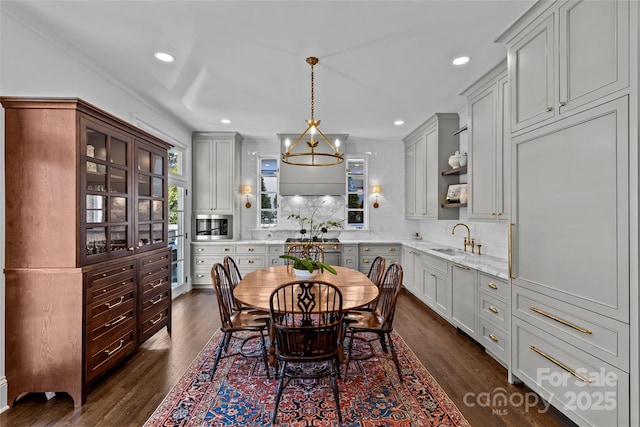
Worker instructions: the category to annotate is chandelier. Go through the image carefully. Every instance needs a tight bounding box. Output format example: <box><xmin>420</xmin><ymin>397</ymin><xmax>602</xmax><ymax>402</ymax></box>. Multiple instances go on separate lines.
<box><xmin>281</xmin><ymin>57</ymin><xmax>344</xmax><ymax>167</ymax></box>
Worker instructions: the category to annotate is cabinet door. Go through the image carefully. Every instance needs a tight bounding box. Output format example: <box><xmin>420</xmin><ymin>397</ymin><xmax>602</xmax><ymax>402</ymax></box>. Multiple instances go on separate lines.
<box><xmin>404</xmin><ymin>141</ymin><xmax>416</xmax><ymax>217</ymax></box>
<box><xmin>558</xmin><ymin>0</ymin><xmax>629</xmax><ymax>115</ymax></box>
<box><xmin>468</xmin><ymin>86</ymin><xmax>496</xmax><ymax>220</ymax></box>
<box><xmin>451</xmin><ymin>263</ymin><xmax>477</xmax><ymax>339</ymax></box>
<box><xmin>424</xmin><ymin>125</ymin><xmax>438</xmax><ymax>218</ymax></box>
<box><xmin>512</xmin><ymin>97</ymin><xmax>628</xmax><ymax>322</ymax></box>
<box><xmin>135</xmin><ymin>141</ymin><xmax>168</xmax><ymax>254</ymax></box>
<box><xmin>495</xmin><ymin>73</ymin><xmax>510</xmax><ymax>220</ymax></box>
<box><xmin>415</xmin><ymin>135</ymin><xmax>428</xmax><ymax>217</ymax></box>
<box><xmin>81</xmin><ymin>117</ymin><xmax>134</xmax><ymax>265</ymax></box>
<box><xmin>212</xmin><ymin>139</ymin><xmax>233</xmax><ymax>213</ymax></box>
<box><xmin>509</xmin><ymin>14</ymin><xmax>555</xmax><ymax>132</ymax></box>
<box><xmin>401</xmin><ymin>247</ymin><xmax>416</xmax><ymax>293</ymax></box>
<box><xmin>193</xmin><ymin>138</ymin><xmax>213</xmax><ymax>213</ymax></box>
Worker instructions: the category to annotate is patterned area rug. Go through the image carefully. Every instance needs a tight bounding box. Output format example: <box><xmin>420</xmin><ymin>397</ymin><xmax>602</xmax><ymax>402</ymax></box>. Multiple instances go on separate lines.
<box><xmin>145</xmin><ymin>330</ymin><xmax>470</xmax><ymax>426</ymax></box>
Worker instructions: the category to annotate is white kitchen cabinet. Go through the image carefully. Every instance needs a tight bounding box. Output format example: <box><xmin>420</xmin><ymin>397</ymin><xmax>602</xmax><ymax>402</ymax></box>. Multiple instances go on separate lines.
<box><xmin>463</xmin><ymin>61</ymin><xmax>510</xmax><ymax>221</ymax></box>
<box><xmin>358</xmin><ymin>244</ymin><xmax>400</xmax><ymax>274</ymax></box>
<box><xmin>267</xmin><ymin>244</ymin><xmax>285</xmax><ymax>267</ymax></box>
<box><xmin>498</xmin><ymin>0</ymin><xmax>629</xmax><ymax>134</ymax></box>
<box><xmin>403</xmin><ymin>113</ymin><xmax>460</xmax><ymax>220</ymax></box>
<box><xmin>193</xmin><ymin>132</ymin><xmax>242</xmax><ymax>215</ymax></box>
<box><xmin>450</xmin><ymin>262</ymin><xmax>477</xmax><ymax>339</ymax></box>
<box><xmin>234</xmin><ymin>244</ymin><xmax>267</xmax><ymax>275</ymax></box>
<box><xmin>341</xmin><ymin>244</ymin><xmax>358</xmax><ymax>271</ymax></box>
<box><xmin>191</xmin><ymin>243</ymin><xmax>234</xmax><ymax>286</ymax></box>
<box><xmin>401</xmin><ymin>246</ymin><xmax>417</xmax><ymax>294</ymax></box>
<box><xmin>421</xmin><ymin>253</ymin><xmax>451</xmax><ymax>321</ymax></box>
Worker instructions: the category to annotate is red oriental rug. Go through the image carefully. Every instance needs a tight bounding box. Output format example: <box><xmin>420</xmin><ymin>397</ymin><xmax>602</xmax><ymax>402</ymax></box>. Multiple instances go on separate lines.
<box><xmin>144</xmin><ymin>330</ymin><xmax>470</xmax><ymax>426</ymax></box>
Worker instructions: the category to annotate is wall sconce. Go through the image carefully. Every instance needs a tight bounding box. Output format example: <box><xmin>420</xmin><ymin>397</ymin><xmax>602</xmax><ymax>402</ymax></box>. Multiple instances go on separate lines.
<box><xmin>243</xmin><ymin>185</ymin><xmax>252</xmax><ymax>208</ymax></box>
<box><xmin>372</xmin><ymin>185</ymin><xmax>382</xmax><ymax>208</ymax></box>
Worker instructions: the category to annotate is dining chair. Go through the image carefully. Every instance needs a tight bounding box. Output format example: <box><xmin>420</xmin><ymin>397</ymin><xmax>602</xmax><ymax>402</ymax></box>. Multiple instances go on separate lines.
<box><xmin>286</xmin><ymin>243</ymin><xmax>325</xmax><ymax>262</ymax></box>
<box><xmin>210</xmin><ymin>263</ymin><xmax>270</xmax><ymax>378</ymax></box>
<box><xmin>269</xmin><ymin>280</ymin><xmax>344</xmax><ymax>424</ymax></box>
<box><xmin>360</xmin><ymin>255</ymin><xmax>385</xmax><ymax>311</ymax></box>
<box><xmin>223</xmin><ymin>255</ymin><xmax>269</xmax><ymax>316</ymax></box>
<box><xmin>344</xmin><ymin>262</ymin><xmax>404</xmax><ymax>381</ymax></box>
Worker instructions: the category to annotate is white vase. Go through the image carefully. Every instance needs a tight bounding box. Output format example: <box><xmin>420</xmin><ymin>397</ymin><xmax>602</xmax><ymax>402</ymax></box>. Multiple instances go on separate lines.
<box><xmin>293</xmin><ymin>268</ymin><xmax>319</xmax><ymax>279</ymax></box>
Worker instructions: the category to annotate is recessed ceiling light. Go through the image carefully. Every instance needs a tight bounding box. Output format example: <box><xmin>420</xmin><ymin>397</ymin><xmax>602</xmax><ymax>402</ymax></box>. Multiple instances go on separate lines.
<box><xmin>394</xmin><ymin>120</ymin><xmax>404</xmax><ymax>126</ymax></box>
<box><xmin>221</xmin><ymin>119</ymin><xmax>231</xmax><ymax>124</ymax></box>
<box><xmin>154</xmin><ymin>52</ymin><xmax>175</xmax><ymax>63</ymax></box>
<box><xmin>452</xmin><ymin>56</ymin><xmax>471</xmax><ymax>66</ymax></box>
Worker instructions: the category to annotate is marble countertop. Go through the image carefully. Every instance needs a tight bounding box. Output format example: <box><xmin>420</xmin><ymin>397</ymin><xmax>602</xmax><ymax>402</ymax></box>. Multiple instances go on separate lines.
<box><xmin>192</xmin><ymin>238</ymin><xmax>509</xmax><ymax>280</ymax></box>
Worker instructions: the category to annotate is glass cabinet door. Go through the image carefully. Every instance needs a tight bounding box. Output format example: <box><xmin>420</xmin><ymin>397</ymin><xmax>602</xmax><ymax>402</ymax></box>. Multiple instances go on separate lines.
<box><xmin>81</xmin><ymin>117</ymin><xmax>133</xmax><ymax>264</ymax></box>
<box><xmin>135</xmin><ymin>141</ymin><xmax>167</xmax><ymax>253</ymax></box>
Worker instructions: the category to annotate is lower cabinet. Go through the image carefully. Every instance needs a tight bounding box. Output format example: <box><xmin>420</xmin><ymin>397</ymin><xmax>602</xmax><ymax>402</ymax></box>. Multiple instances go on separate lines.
<box><xmin>420</xmin><ymin>253</ymin><xmax>451</xmax><ymax>321</ymax></box>
<box><xmin>191</xmin><ymin>243</ymin><xmax>234</xmax><ymax>285</ymax></box>
<box><xmin>359</xmin><ymin>244</ymin><xmax>401</xmax><ymax>274</ymax></box>
<box><xmin>341</xmin><ymin>244</ymin><xmax>359</xmax><ymax>270</ymax></box>
<box><xmin>451</xmin><ymin>263</ymin><xmax>478</xmax><ymax>340</ymax></box>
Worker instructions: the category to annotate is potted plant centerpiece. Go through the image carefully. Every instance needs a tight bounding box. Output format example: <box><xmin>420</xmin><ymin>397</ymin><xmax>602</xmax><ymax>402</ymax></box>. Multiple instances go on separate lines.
<box><xmin>279</xmin><ymin>254</ymin><xmax>337</xmax><ymax>279</ymax></box>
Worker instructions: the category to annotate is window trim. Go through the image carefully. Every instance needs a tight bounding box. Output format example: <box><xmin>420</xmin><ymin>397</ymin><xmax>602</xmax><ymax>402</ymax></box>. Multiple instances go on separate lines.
<box><xmin>257</xmin><ymin>154</ymin><xmax>279</xmax><ymax>228</ymax></box>
<box><xmin>345</xmin><ymin>156</ymin><xmax>368</xmax><ymax>230</ymax></box>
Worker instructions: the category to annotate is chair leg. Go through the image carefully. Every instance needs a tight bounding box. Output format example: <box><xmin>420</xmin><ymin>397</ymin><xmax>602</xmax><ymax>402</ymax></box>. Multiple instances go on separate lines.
<box><xmin>343</xmin><ymin>330</ymin><xmax>355</xmax><ymax>380</ymax></box>
<box><xmin>386</xmin><ymin>332</ymin><xmax>402</xmax><ymax>382</ymax></box>
<box><xmin>211</xmin><ymin>331</ymin><xmax>229</xmax><ymax>374</ymax></box>
<box><xmin>330</xmin><ymin>358</ymin><xmax>343</xmax><ymax>424</ymax></box>
<box><xmin>259</xmin><ymin>331</ymin><xmax>270</xmax><ymax>379</ymax></box>
<box><xmin>271</xmin><ymin>361</ymin><xmax>288</xmax><ymax>424</ymax></box>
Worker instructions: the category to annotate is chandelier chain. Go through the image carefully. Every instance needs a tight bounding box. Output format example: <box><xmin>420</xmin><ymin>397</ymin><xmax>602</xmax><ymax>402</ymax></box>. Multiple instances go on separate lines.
<box><xmin>310</xmin><ymin>60</ymin><xmax>315</xmax><ymax>121</ymax></box>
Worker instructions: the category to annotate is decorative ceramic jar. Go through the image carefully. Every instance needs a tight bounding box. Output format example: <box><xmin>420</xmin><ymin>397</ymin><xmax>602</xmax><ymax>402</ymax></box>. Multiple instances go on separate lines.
<box><xmin>448</xmin><ymin>151</ymin><xmax>462</xmax><ymax>168</ymax></box>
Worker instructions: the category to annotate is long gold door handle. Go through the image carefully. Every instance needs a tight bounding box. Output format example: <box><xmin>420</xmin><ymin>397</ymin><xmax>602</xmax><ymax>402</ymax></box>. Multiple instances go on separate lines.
<box><xmin>508</xmin><ymin>223</ymin><xmax>515</xmax><ymax>279</ymax></box>
<box><xmin>529</xmin><ymin>345</ymin><xmax>591</xmax><ymax>383</ymax></box>
<box><xmin>529</xmin><ymin>306</ymin><xmax>592</xmax><ymax>334</ymax></box>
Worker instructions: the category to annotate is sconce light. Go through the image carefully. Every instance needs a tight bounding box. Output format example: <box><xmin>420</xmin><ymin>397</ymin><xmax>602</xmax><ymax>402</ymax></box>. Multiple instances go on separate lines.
<box><xmin>243</xmin><ymin>185</ymin><xmax>252</xmax><ymax>208</ymax></box>
<box><xmin>372</xmin><ymin>185</ymin><xmax>382</xmax><ymax>208</ymax></box>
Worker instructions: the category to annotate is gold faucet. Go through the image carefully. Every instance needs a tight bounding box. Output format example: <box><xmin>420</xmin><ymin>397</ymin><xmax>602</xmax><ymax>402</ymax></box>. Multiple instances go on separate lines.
<box><xmin>452</xmin><ymin>223</ymin><xmax>476</xmax><ymax>253</ymax></box>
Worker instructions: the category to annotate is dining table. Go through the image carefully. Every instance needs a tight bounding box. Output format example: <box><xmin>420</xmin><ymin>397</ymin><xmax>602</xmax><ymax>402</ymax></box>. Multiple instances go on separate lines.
<box><xmin>233</xmin><ymin>265</ymin><xmax>379</xmax><ymax>313</ymax></box>
<box><xmin>233</xmin><ymin>265</ymin><xmax>379</xmax><ymax>364</ymax></box>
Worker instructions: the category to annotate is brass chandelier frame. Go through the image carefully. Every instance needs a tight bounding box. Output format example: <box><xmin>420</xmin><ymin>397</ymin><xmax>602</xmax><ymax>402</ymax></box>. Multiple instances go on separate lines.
<box><xmin>281</xmin><ymin>57</ymin><xmax>344</xmax><ymax>167</ymax></box>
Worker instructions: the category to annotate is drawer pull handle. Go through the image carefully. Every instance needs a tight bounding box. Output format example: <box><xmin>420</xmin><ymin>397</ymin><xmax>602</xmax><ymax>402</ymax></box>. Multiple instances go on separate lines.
<box><xmin>105</xmin><ymin>296</ymin><xmax>125</xmax><ymax>309</ymax></box>
<box><xmin>103</xmin><ymin>273</ymin><xmax>108</xmax><ymax>277</ymax></box>
<box><xmin>248</xmin><ymin>260</ymin><xmax>254</xmax><ymax>264</ymax></box>
<box><xmin>224</xmin><ymin>248</ymin><xmax>230</xmax><ymax>252</ymax></box>
<box><xmin>489</xmin><ymin>334</ymin><xmax>499</xmax><ymax>342</ymax></box>
<box><xmin>529</xmin><ymin>306</ymin><xmax>592</xmax><ymax>334</ymax></box>
<box><xmin>529</xmin><ymin>345</ymin><xmax>591</xmax><ymax>383</ymax></box>
<box><xmin>105</xmin><ymin>314</ymin><xmax>127</xmax><ymax>327</ymax></box>
<box><xmin>248</xmin><ymin>248</ymin><xmax>254</xmax><ymax>252</ymax></box>
<box><xmin>363</xmin><ymin>259</ymin><xmax>370</xmax><ymax>264</ymax></box>
<box><xmin>150</xmin><ymin>314</ymin><xmax>163</xmax><ymax>325</ymax></box>
<box><xmin>105</xmin><ymin>339</ymin><xmax>125</xmax><ymax>356</ymax></box>
<box><xmin>198</xmin><ymin>248</ymin><xmax>204</xmax><ymax>251</ymax></box>
<box><xmin>197</xmin><ymin>260</ymin><xmax>204</xmax><ymax>264</ymax></box>
<box><xmin>388</xmin><ymin>247</ymin><xmax>396</xmax><ymax>252</ymax></box>
<box><xmin>197</xmin><ymin>274</ymin><xmax>204</xmax><ymax>278</ymax></box>
<box><xmin>453</xmin><ymin>263</ymin><xmax>470</xmax><ymax>270</ymax></box>
<box><xmin>151</xmin><ymin>295</ymin><xmax>163</xmax><ymax>305</ymax></box>
<box><xmin>363</xmin><ymin>247</ymin><xmax>370</xmax><ymax>252</ymax></box>
<box><xmin>489</xmin><ymin>306</ymin><xmax>499</xmax><ymax>314</ymax></box>
<box><xmin>488</xmin><ymin>283</ymin><xmax>498</xmax><ymax>290</ymax></box>
<box><xmin>151</xmin><ymin>280</ymin><xmax>163</xmax><ymax>289</ymax></box>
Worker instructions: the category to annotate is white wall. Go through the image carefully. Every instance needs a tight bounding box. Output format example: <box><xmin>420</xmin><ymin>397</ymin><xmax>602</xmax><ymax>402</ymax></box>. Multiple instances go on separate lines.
<box><xmin>0</xmin><ymin>7</ymin><xmax>192</xmax><ymax>411</ymax></box>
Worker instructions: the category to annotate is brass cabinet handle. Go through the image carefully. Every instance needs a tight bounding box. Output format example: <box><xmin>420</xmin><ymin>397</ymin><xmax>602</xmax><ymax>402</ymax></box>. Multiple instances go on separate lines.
<box><xmin>489</xmin><ymin>306</ymin><xmax>499</xmax><ymax>314</ymax></box>
<box><xmin>150</xmin><ymin>314</ymin><xmax>164</xmax><ymax>325</ymax></box>
<box><xmin>559</xmin><ymin>101</ymin><xmax>566</xmax><ymax>108</ymax></box>
<box><xmin>363</xmin><ymin>259</ymin><xmax>370</xmax><ymax>264</ymax></box>
<box><xmin>105</xmin><ymin>339</ymin><xmax>125</xmax><ymax>356</ymax></box>
<box><xmin>363</xmin><ymin>247</ymin><xmax>370</xmax><ymax>252</ymax></box>
<box><xmin>248</xmin><ymin>260</ymin><xmax>254</xmax><ymax>264</ymax></box>
<box><xmin>197</xmin><ymin>260</ymin><xmax>205</xmax><ymax>264</ymax></box>
<box><xmin>529</xmin><ymin>345</ymin><xmax>591</xmax><ymax>383</ymax></box>
<box><xmin>151</xmin><ymin>295</ymin><xmax>164</xmax><ymax>305</ymax></box>
<box><xmin>105</xmin><ymin>314</ymin><xmax>127</xmax><ymax>328</ymax></box>
<box><xmin>488</xmin><ymin>283</ymin><xmax>498</xmax><ymax>290</ymax></box>
<box><xmin>489</xmin><ymin>334</ymin><xmax>499</xmax><ymax>342</ymax></box>
<box><xmin>105</xmin><ymin>296</ymin><xmax>125</xmax><ymax>309</ymax></box>
<box><xmin>529</xmin><ymin>306</ymin><xmax>592</xmax><ymax>334</ymax></box>
<box><xmin>151</xmin><ymin>279</ymin><xmax>163</xmax><ymax>289</ymax></box>
<box><xmin>248</xmin><ymin>248</ymin><xmax>254</xmax><ymax>252</ymax></box>
<box><xmin>388</xmin><ymin>247</ymin><xmax>396</xmax><ymax>252</ymax></box>
<box><xmin>198</xmin><ymin>248</ymin><xmax>205</xmax><ymax>251</ymax></box>
<box><xmin>224</xmin><ymin>248</ymin><xmax>230</xmax><ymax>252</ymax></box>
<box><xmin>453</xmin><ymin>263</ymin><xmax>470</xmax><ymax>270</ymax></box>
<box><xmin>197</xmin><ymin>274</ymin><xmax>204</xmax><ymax>278</ymax></box>
<box><xmin>545</xmin><ymin>106</ymin><xmax>553</xmax><ymax>112</ymax></box>
<box><xmin>508</xmin><ymin>223</ymin><xmax>515</xmax><ymax>279</ymax></box>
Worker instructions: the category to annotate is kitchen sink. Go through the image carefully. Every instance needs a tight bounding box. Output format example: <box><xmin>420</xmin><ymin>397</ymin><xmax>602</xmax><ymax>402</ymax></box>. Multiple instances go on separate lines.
<box><xmin>430</xmin><ymin>247</ymin><xmax>464</xmax><ymax>256</ymax></box>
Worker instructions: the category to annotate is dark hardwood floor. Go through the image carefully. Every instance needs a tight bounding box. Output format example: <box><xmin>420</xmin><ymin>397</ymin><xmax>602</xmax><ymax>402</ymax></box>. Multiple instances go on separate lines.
<box><xmin>0</xmin><ymin>289</ymin><xmax>576</xmax><ymax>426</ymax></box>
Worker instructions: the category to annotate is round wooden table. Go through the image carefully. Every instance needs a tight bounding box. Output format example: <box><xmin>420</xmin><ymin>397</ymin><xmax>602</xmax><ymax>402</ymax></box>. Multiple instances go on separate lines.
<box><xmin>234</xmin><ymin>265</ymin><xmax>379</xmax><ymax>312</ymax></box>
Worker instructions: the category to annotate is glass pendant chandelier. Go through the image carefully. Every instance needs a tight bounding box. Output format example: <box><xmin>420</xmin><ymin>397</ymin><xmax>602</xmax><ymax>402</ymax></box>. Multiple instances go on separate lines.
<box><xmin>281</xmin><ymin>56</ymin><xmax>344</xmax><ymax>167</ymax></box>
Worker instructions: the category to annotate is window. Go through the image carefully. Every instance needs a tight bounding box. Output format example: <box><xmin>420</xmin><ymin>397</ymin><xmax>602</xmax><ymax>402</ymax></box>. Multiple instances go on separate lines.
<box><xmin>259</xmin><ymin>157</ymin><xmax>278</xmax><ymax>227</ymax></box>
<box><xmin>346</xmin><ymin>158</ymin><xmax>366</xmax><ymax>228</ymax></box>
<box><xmin>168</xmin><ymin>146</ymin><xmax>186</xmax><ymax>289</ymax></box>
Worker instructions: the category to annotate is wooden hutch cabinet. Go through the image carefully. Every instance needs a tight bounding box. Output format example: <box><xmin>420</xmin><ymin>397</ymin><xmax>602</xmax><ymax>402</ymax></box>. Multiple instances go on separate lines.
<box><xmin>2</xmin><ymin>97</ymin><xmax>173</xmax><ymax>407</ymax></box>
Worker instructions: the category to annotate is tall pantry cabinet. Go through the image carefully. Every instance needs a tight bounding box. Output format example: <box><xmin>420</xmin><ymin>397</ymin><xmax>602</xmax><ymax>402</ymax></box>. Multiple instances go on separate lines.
<box><xmin>497</xmin><ymin>0</ymin><xmax>635</xmax><ymax>425</ymax></box>
<box><xmin>2</xmin><ymin>98</ymin><xmax>173</xmax><ymax>407</ymax></box>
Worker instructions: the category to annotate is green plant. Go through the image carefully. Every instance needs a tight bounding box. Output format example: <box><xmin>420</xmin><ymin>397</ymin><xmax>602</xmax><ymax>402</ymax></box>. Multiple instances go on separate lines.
<box><xmin>279</xmin><ymin>254</ymin><xmax>337</xmax><ymax>275</ymax></box>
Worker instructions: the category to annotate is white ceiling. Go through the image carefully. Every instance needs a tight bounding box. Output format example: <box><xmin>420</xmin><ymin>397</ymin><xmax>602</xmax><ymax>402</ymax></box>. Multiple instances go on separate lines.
<box><xmin>5</xmin><ymin>0</ymin><xmax>534</xmax><ymax>143</ymax></box>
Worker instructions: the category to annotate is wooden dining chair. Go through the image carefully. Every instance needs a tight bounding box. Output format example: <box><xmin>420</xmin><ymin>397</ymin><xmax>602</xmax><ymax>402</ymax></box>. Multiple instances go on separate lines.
<box><xmin>286</xmin><ymin>243</ymin><xmax>324</xmax><ymax>262</ymax></box>
<box><xmin>344</xmin><ymin>262</ymin><xmax>404</xmax><ymax>381</ymax></box>
<box><xmin>269</xmin><ymin>280</ymin><xmax>344</xmax><ymax>424</ymax></box>
<box><xmin>210</xmin><ymin>263</ymin><xmax>270</xmax><ymax>378</ymax></box>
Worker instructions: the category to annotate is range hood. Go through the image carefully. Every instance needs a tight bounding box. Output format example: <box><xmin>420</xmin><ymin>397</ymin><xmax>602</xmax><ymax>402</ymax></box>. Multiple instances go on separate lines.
<box><xmin>278</xmin><ymin>133</ymin><xmax>348</xmax><ymax>196</ymax></box>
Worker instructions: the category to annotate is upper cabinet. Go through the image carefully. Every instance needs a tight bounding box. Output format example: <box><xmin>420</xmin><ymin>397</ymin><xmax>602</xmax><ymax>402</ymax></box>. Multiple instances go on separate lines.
<box><xmin>462</xmin><ymin>60</ymin><xmax>510</xmax><ymax>221</ymax></box>
<box><xmin>497</xmin><ymin>0</ymin><xmax>629</xmax><ymax>134</ymax></box>
<box><xmin>193</xmin><ymin>132</ymin><xmax>242</xmax><ymax>216</ymax></box>
<box><xmin>403</xmin><ymin>113</ymin><xmax>460</xmax><ymax>220</ymax></box>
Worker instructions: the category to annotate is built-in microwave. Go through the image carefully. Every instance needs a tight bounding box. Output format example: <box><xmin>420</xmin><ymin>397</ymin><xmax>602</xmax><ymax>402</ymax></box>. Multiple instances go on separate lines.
<box><xmin>193</xmin><ymin>214</ymin><xmax>233</xmax><ymax>240</ymax></box>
